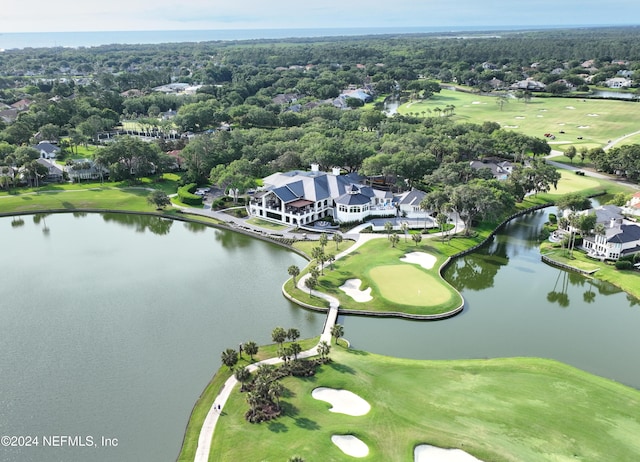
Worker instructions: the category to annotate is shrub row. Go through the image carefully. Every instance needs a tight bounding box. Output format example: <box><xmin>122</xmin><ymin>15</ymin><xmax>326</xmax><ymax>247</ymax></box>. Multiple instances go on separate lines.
<box><xmin>177</xmin><ymin>183</ymin><xmax>203</xmax><ymax>206</ymax></box>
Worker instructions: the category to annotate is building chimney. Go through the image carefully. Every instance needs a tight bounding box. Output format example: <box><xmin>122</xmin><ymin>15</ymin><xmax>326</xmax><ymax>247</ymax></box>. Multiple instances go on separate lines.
<box><xmin>332</xmin><ymin>167</ymin><xmax>341</xmax><ymax>176</ymax></box>
<box><xmin>310</xmin><ymin>163</ymin><xmax>319</xmax><ymax>172</ymax></box>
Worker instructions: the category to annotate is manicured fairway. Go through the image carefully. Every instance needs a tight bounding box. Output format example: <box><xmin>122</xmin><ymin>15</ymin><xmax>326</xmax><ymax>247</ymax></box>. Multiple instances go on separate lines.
<box><xmin>399</xmin><ymin>90</ymin><xmax>640</xmax><ymax>149</ymax></box>
<box><xmin>369</xmin><ymin>265</ymin><xmax>452</xmax><ymax>306</ymax></box>
<box><xmin>551</xmin><ymin>169</ymin><xmax>602</xmax><ymax>195</ymax></box>
<box><xmin>210</xmin><ymin>348</ymin><xmax>640</xmax><ymax>462</ymax></box>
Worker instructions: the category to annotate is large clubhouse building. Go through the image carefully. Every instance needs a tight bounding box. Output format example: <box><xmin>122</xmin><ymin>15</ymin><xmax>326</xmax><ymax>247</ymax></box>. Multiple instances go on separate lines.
<box><xmin>248</xmin><ymin>164</ymin><xmax>429</xmax><ymax>226</ymax></box>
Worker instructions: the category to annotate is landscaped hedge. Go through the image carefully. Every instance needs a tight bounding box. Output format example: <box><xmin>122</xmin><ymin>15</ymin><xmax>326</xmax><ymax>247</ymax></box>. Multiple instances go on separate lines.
<box><xmin>615</xmin><ymin>260</ymin><xmax>633</xmax><ymax>270</ymax></box>
<box><xmin>178</xmin><ymin>183</ymin><xmax>203</xmax><ymax>206</ymax></box>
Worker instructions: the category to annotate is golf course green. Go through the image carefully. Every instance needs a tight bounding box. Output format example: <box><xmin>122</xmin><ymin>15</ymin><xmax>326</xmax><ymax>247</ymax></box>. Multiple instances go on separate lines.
<box><xmin>210</xmin><ymin>348</ymin><xmax>640</xmax><ymax>461</ymax></box>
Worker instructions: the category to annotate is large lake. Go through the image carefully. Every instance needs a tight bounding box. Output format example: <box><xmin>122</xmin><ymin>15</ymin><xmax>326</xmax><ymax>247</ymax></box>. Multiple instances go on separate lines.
<box><xmin>2</xmin><ymin>209</ymin><xmax>639</xmax><ymax>461</ymax></box>
<box><xmin>0</xmin><ymin>213</ymin><xmax>324</xmax><ymax>462</ymax></box>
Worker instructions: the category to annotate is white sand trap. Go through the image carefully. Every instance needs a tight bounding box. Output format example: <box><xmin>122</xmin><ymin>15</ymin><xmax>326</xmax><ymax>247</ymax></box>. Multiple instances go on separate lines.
<box><xmin>566</xmin><ymin>106</ymin><xmax>575</xmax><ymax>109</ymax></box>
<box><xmin>339</xmin><ymin>279</ymin><xmax>372</xmax><ymax>302</ymax></box>
<box><xmin>471</xmin><ymin>101</ymin><xmax>481</xmax><ymax>104</ymax></box>
<box><xmin>415</xmin><ymin>444</ymin><xmax>484</xmax><ymax>462</ymax></box>
<box><xmin>332</xmin><ymin>435</ymin><xmax>369</xmax><ymax>458</ymax></box>
<box><xmin>401</xmin><ymin>252</ymin><xmax>437</xmax><ymax>270</ymax></box>
<box><xmin>539</xmin><ymin>109</ymin><xmax>547</xmax><ymax>112</ymax></box>
<box><xmin>536</xmin><ymin>115</ymin><xmax>544</xmax><ymax>117</ymax></box>
<box><xmin>312</xmin><ymin>387</ymin><xmax>371</xmax><ymax>416</ymax></box>
<box><xmin>587</xmin><ymin>113</ymin><xmax>599</xmax><ymax>116</ymax></box>
<box><xmin>514</xmin><ymin>116</ymin><xmax>525</xmax><ymax>119</ymax></box>
<box><xmin>578</xmin><ymin>125</ymin><xmax>590</xmax><ymax>129</ymax></box>
<box><xmin>502</xmin><ymin>125</ymin><xmax>518</xmax><ymax>128</ymax></box>
<box><xmin>558</xmin><ymin>123</ymin><xmax>565</xmax><ymax>126</ymax></box>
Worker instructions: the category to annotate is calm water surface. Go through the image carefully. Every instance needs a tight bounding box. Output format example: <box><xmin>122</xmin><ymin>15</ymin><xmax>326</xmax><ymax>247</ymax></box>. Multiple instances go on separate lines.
<box><xmin>2</xmin><ymin>209</ymin><xmax>639</xmax><ymax>462</ymax></box>
<box><xmin>0</xmin><ymin>213</ymin><xmax>323</xmax><ymax>462</ymax></box>
<box><xmin>343</xmin><ymin>208</ymin><xmax>640</xmax><ymax>388</ymax></box>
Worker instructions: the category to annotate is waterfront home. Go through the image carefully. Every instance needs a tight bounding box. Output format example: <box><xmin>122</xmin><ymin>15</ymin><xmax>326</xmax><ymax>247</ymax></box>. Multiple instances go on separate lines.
<box><xmin>248</xmin><ymin>164</ymin><xmax>424</xmax><ymax>227</ymax></box>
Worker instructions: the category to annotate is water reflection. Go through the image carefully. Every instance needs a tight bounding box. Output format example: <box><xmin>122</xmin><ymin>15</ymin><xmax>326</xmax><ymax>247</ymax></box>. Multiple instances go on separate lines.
<box><xmin>446</xmin><ymin>239</ymin><xmax>509</xmax><ymax>290</ymax></box>
<box><xmin>102</xmin><ymin>212</ymin><xmax>174</xmax><ymax>235</ymax></box>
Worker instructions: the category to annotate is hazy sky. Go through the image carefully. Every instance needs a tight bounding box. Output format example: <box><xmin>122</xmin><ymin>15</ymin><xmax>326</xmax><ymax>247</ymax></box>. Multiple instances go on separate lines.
<box><xmin>2</xmin><ymin>0</ymin><xmax>639</xmax><ymax>33</ymax></box>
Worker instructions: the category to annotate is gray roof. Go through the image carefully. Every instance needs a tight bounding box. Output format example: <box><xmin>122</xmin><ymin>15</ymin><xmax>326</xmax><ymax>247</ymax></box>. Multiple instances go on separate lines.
<box><xmin>399</xmin><ymin>189</ymin><xmax>426</xmax><ymax>206</ymax></box>
<box><xmin>334</xmin><ymin>193</ymin><xmax>371</xmax><ymax>206</ymax></box>
<box><xmin>34</xmin><ymin>142</ymin><xmax>60</xmax><ymax>154</ymax></box>
<box><xmin>607</xmin><ymin>224</ymin><xmax>640</xmax><ymax>244</ymax></box>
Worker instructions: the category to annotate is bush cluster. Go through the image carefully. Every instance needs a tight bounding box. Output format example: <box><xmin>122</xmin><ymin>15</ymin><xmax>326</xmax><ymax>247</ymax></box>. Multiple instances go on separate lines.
<box><xmin>177</xmin><ymin>183</ymin><xmax>203</xmax><ymax>206</ymax></box>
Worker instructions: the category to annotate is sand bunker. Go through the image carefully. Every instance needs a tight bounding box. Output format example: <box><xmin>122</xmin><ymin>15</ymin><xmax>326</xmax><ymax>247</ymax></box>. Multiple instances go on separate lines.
<box><xmin>578</xmin><ymin>125</ymin><xmax>590</xmax><ymax>129</ymax></box>
<box><xmin>401</xmin><ymin>252</ymin><xmax>437</xmax><ymax>270</ymax></box>
<box><xmin>471</xmin><ymin>101</ymin><xmax>483</xmax><ymax>105</ymax></box>
<box><xmin>536</xmin><ymin>115</ymin><xmax>544</xmax><ymax>118</ymax></box>
<box><xmin>566</xmin><ymin>106</ymin><xmax>575</xmax><ymax>109</ymax></box>
<box><xmin>587</xmin><ymin>113</ymin><xmax>599</xmax><ymax>116</ymax></box>
<box><xmin>332</xmin><ymin>435</ymin><xmax>369</xmax><ymax>458</ymax></box>
<box><xmin>415</xmin><ymin>444</ymin><xmax>484</xmax><ymax>462</ymax></box>
<box><xmin>339</xmin><ymin>279</ymin><xmax>372</xmax><ymax>302</ymax></box>
<box><xmin>514</xmin><ymin>116</ymin><xmax>525</xmax><ymax>119</ymax></box>
<box><xmin>312</xmin><ymin>387</ymin><xmax>371</xmax><ymax>416</ymax></box>
<box><xmin>502</xmin><ymin>125</ymin><xmax>518</xmax><ymax>128</ymax></box>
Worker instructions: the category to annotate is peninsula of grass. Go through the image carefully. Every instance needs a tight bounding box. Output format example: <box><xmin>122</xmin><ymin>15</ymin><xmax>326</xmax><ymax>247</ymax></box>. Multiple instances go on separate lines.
<box><xmin>246</xmin><ymin>217</ymin><xmax>289</xmax><ymax>230</ymax></box>
<box><xmin>316</xmin><ymin>238</ymin><xmax>462</xmax><ymax>316</ymax></box>
<box><xmin>211</xmin><ymin>347</ymin><xmax>640</xmax><ymax>462</ymax></box>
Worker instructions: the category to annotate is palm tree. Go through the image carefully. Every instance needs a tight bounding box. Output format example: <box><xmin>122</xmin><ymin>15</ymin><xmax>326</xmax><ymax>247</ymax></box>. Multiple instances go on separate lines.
<box><xmin>243</xmin><ymin>341</ymin><xmax>258</xmax><ymax>361</ymax></box>
<box><xmin>400</xmin><ymin>221</ymin><xmax>409</xmax><ymax>242</ymax></box>
<box><xmin>290</xmin><ymin>342</ymin><xmax>302</xmax><ymax>360</ymax></box>
<box><xmin>318</xmin><ymin>232</ymin><xmax>328</xmax><ymax>249</ymax></box>
<box><xmin>384</xmin><ymin>221</ymin><xmax>393</xmax><ymax>239</ymax></box>
<box><xmin>390</xmin><ymin>233</ymin><xmax>400</xmax><ymax>248</ymax></box>
<box><xmin>496</xmin><ymin>93</ymin><xmax>509</xmax><ymax>111</ymax></box>
<box><xmin>234</xmin><ymin>367</ymin><xmax>251</xmax><ymax>392</ymax></box>
<box><xmin>287</xmin><ymin>265</ymin><xmax>300</xmax><ymax>286</ymax></box>
<box><xmin>304</xmin><ymin>275</ymin><xmax>318</xmax><ymax>295</ymax></box>
<box><xmin>317</xmin><ymin>341</ymin><xmax>331</xmax><ymax>361</ymax></box>
<box><xmin>327</xmin><ymin>254</ymin><xmax>336</xmax><ymax>271</ymax></box>
<box><xmin>271</xmin><ymin>327</ymin><xmax>287</xmax><ymax>349</ymax></box>
<box><xmin>268</xmin><ymin>380</ymin><xmax>284</xmax><ymax>408</ymax></box>
<box><xmin>221</xmin><ymin>348</ymin><xmax>238</xmax><ymax>369</ymax></box>
<box><xmin>333</xmin><ymin>233</ymin><xmax>343</xmax><ymax>250</ymax></box>
<box><xmin>411</xmin><ymin>233</ymin><xmax>422</xmax><ymax>246</ymax></box>
<box><xmin>331</xmin><ymin>324</ymin><xmax>344</xmax><ymax>345</ymax></box>
<box><xmin>288</xmin><ymin>456</ymin><xmax>305</xmax><ymax>462</ymax></box>
<box><xmin>287</xmin><ymin>328</ymin><xmax>300</xmax><ymax>343</ymax></box>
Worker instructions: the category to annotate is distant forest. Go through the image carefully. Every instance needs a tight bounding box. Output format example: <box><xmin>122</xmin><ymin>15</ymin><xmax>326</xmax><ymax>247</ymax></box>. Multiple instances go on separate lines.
<box><xmin>1</xmin><ymin>26</ymin><xmax>639</xmax><ymax>193</ymax></box>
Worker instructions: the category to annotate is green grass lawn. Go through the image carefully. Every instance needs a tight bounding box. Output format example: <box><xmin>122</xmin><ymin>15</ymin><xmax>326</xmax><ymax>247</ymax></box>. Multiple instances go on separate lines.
<box><xmin>399</xmin><ymin>90</ymin><xmax>640</xmax><ymax>149</ymax></box>
<box><xmin>177</xmin><ymin>337</ymin><xmax>320</xmax><ymax>462</ymax></box>
<box><xmin>210</xmin><ymin>347</ymin><xmax>640</xmax><ymax>462</ymax></box>
<box><xmin>0</xmin><ymin>175</ymin><xmax>183</xmax><ymax>215</ymax></box>
<box><xmin>316</xmin><ymin>238</ymin><xmax>462</xmax><ymax>315</ymax></box>
<box><xmin>246</xmin><ymin>217</ymin><xmax>289</xmax><ymax>230</ymax></box>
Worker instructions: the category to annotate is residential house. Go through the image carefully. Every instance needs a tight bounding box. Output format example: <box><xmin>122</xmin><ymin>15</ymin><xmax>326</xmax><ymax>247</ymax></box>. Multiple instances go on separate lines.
<box><xmin>11</xmin><ymin>99</ymin><xmax>33</xmax><ymax>111</ymax></box>
<box><xmin>36</xmin><ymin>158</ymin><xmax>64</xmax><ymax>182</ymax></box>
<box><xmin>571</xmin><ymin>205</ymin><xmax>640</xmax><ymax>260</ymax></box>
<box><xmin>64</xmin><ymin>159</ymin><xmax>108</xmax><ymax>182</ymax></box>
<box><xmin>622</xmin><ymin>192</ymin><xmax>640</xmax><ymax>217</ymax></box>
<box><xmin>469</xmin><ymin>159</ymin><xmax>514</xmax><ymax>180</ymax></box>
<box><xmin>33</xmin><ymin>141</ymin><xmax>60</xmax><ymax>159</ymax></box>
<box><xmin>604</xmin><ymin>77</ymin><xmax>632</xmax><ymax>88</ymax></box>
<box><xmin>510</xmin><ymin>79</ymin><xmax>546</xmax><ymax>91</ymax></box>
<box><xmin>249</xmin><ymin>164</ymin><xmax>416</xmax><ymax>226</ymax></box>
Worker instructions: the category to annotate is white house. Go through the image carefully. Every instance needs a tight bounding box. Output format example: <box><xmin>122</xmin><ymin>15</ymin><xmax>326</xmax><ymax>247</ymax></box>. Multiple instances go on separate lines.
<box><xmin>248</xmin><ymin>165</ymin><xmax>424</xmax><ymax>227</ymax></box>
<box><xmin>574</xmin><ymin>205</ymin><xmax>640</xmax><ymax>260</ymax></box>
<box><xmin>622</xmin><ymin>192</ymin><xmax>640</xmax><ymax>217</ymax></box>
<box><xmin>604</xmin><ymin>77</ymin><xmax>632</xmax><ymax>88</ymax></box>
<box><xmin>33</xmin><ymin>141</ymin><xmax>60</xmax><ymax>159</ymax></box>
